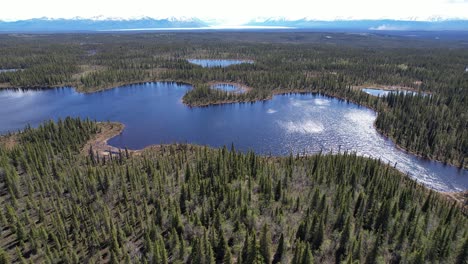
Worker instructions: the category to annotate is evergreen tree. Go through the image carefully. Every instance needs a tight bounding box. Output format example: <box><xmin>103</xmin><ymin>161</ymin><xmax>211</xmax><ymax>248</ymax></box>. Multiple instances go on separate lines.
<box><xmin>272</xmin><ymin>234</ymin><xmax>285</xmax><ymax>264</ymax></box>
<box><xmin>0</xmin><ymin>248</ymin><xmax>9</xmax><ymax>264</ymax></box>
<box><xmin>260</xmin><ymin>224</ymin><xmax>272</xmax><ymax>264</ymax></box>
<box><xmin>455</xmin><ymin>236</ymin><xmax>468</xmax><ymax>264</ymax></box>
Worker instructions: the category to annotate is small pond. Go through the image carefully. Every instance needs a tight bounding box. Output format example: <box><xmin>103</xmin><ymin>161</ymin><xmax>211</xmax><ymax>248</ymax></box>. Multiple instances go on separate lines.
<box><xmin>211</xmin><ymin>83</ymin><xmax>246</xmax><ymax>93</ymax></box>
<box><xmin>363</xmin><ymin>88</ymin><xmax>423</xmax><ymax>97</ymax></box>
<box><xmin>188</xmin><ymin>59</ymin><xmax>253</xmax><ymax>68</ymax></box>
<box><xmin>0</xmin><ymin>69</ymin><xmax>20</xmax><ymax>73</ymax></box>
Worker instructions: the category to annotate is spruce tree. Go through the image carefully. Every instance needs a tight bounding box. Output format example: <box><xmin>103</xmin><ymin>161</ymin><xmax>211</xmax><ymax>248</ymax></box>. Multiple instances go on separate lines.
<box><xmin>272</xmin><ymin>234</ymin><xmax>285</xmax><ymax>264</ymax></box>
<box><xmin>260</xmin><ymin>224</ymin><xmax>271</xmax><ymax>264</ymax></box>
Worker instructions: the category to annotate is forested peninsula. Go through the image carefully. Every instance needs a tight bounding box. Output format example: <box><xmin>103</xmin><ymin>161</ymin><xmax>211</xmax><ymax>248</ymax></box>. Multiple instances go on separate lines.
<box><xmin>0</xmin><ymin>33</ymin><xmax>467</xmax><ymax>262</ymax></box>
<box><xmin>0</xmin><ymin>33</ymin><xmax>466</xmax><ymax>168</ymax></box>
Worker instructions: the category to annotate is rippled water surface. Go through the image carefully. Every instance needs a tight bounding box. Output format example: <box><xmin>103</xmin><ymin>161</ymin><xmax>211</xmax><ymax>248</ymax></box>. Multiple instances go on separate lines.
<box><xmin>0</xmin><ymin>82</ymin><xmax>466</xmax><ymax>192</ymax></box>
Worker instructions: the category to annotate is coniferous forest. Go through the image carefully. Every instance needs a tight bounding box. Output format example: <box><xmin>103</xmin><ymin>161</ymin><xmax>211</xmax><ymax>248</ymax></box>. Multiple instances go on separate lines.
<box><xmin>0</xmin><ymin>32</ymin><xmax>467</xmax><ymax>263</ymax></box>
<box><xmin>0</xmin><ymin>33</ymin><xmax>466</xmax><ymax>168</ymax></box>
<box><xmin>0</xmin><ymin>118</ymin><xmax>466</xmax><ymax>263</ymax></box>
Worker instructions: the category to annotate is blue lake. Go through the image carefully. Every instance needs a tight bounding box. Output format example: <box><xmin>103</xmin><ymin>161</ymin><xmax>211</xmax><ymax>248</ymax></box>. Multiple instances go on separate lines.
<box><xmin>0</xmin><ymin>82</ymin><xmax>466</xmax><ymax>192</ymax></box>
<box><xmin>188</xmin><ymin>59</ymin><xmax>253</xmax><ymax>67</ymax></box>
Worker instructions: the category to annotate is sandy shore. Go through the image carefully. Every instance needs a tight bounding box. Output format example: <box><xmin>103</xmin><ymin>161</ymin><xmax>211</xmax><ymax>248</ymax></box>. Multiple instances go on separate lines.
<box><xmin>0</xmin><ymin>134</ymin><xmax>18</xmax><ymax>150</ymax></box>
<box><xmin>441</xmin><ymin>191</ymin><xmax>467</xmax><ymax>211</ymax></box>
<box><xmin>81</xmin><ymin>122</ymin><xmax>128</xmax><ymax>157</ymax></box>
<box><xmin>81</xmin><ymin>122</ymin><xmax>169</xmax><ymax>158</ymax></box>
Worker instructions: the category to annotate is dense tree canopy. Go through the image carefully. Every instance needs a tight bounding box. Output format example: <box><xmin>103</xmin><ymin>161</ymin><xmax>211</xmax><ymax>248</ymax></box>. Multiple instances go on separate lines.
<box><xmin>0</xmin><ymin>33</ymin><xmax>466</xmax><ymax>167</ymax></box>
<box><xmin>0</xmin><ymin>118</ymin><xmax>466</xmax><ymax>263</ymax></box>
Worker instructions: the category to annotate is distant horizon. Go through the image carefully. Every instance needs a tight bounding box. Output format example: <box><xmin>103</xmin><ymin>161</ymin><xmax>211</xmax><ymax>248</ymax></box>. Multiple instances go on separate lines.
<box><xmin>2</xmin><ymin>0</ymin><xmax>468</xmax><ymax>25</ymax></box>
<box><xmin>3</xmin><ymin>15</ymin><xmax>468</xmax><ymax>23</ymax></box>
<box><xmin>2</xmin><ymin>16</ymin><xmax>468</xmax><ymax>32</ymax></box>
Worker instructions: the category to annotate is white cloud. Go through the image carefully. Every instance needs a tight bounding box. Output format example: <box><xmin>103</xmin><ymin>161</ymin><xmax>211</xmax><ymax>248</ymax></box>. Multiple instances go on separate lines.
<box><xmin>1</xmin><ymin>0</ymin><xmax>467</xmax><ymax>23</ymax></box>
<box><xmin>446</xmin><ymin>0</ymin><xmax>468</xmax><ymax>3</ymax></box>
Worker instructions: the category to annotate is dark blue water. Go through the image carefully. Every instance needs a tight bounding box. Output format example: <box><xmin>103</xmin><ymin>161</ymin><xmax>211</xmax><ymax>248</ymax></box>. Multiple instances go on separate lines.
<box><xmin>188</xmin><ymin>59</ymin><xmax>253</xmax><ymax>67</ymax></box>
<box><xmin>0</xmin><ymin>82</ymin><xmax>466</xmax><ymax>192</ymax></box>
<box><xmin>211</xmin><ymin>83</ymin><xmax>245</xmax><ymax>93</ymax></box>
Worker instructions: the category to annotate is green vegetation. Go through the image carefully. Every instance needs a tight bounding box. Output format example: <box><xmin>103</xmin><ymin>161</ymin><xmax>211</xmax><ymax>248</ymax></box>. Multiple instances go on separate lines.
<box><xmin>0</xmin><ymin>33</ymin><xmax>466</xmax><ymax>166</ymax></box>
<box><xmin>375</xmin><ymin>91</ymin><xmax>467</xmax><ymax>167</ymax></box>
<box><xmin>0</xmin><ymin>118</ymin><xmax>466</xmax><ymax>263</ymax></box>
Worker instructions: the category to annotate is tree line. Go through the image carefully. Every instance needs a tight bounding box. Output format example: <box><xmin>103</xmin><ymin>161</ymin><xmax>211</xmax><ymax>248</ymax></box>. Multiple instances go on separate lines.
<box><xmin>0</xmin><ymin>118</ymin><xmax>466</xmax><ymax>263</ymax></box>
<box><xmin>0</xmin><ymin>33</ymin><xmax>466</xmax><ymax>166</ymax></box>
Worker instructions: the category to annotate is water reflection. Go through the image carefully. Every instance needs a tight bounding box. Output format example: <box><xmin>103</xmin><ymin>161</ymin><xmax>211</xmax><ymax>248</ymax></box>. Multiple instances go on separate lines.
<box><xmin>188</xmin><ymin>59</ymin><xmax>253</xmax><ymax>67</ymax></box>
<box><xmin>0</xmin><ymin>83</ymin><xmax>466</xmax><ymax>192</ymax></box>
<box><xmin>211</xmin><ymin>83</ymin><xmax>246</xmax><ymax>93</ymax></box>
<box><xmin>363</xmin><ymin>88</ymin><xmax>425</xmax><ymax>97</ymax></box>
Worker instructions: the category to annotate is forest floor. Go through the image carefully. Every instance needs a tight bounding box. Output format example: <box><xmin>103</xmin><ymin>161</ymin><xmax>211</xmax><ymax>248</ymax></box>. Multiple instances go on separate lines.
<box><xmin>0</xmin><ymin>134</ymin><xmax>18</xmax><ymax>150</ymax></box>
<box><xmin>442</xmin><ymin>191</ymin><xmax>468</xmax><ymax>210</ymax></box>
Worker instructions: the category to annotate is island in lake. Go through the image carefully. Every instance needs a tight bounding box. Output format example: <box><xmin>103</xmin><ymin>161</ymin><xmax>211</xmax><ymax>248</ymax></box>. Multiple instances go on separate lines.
<box><xmin>0</xmin><ymin>30</ymin><xmax>466</xmax><ymax>264</ymax></box>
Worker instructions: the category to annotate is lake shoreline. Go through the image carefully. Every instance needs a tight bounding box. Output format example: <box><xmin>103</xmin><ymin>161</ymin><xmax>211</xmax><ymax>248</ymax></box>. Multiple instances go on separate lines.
<box><xmin>87</xmin><ymin>120</ymin><xmax>467</xmax><ymax>207</ymax></box>
<box><xmin>82</xmin><ymin>121</ymin><xmax>201</xmax><ymax>158</ymax></box>
<box><xmin>81</xmin><ymin>122</ymin><xmax>127</xmax><ymax>157</ymax></box>
<box><xmin>183</xmin><ymin>88</ymin><xmax>462</xmax><ymax>170</ymax></box>
<box><xmin>0</xmin><ymin>81</ymin><xmax>464</xmax><ymax>169</ymax></box>
<box><xmin>374</xmin><ymin>125</ymin><xmax>466</xmax><ymax>169</ymax></box>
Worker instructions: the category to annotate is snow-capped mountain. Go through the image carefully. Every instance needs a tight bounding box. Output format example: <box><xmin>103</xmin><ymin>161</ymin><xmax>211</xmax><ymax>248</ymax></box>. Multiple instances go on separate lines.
<box><xmin>245</xmin><ymin>17</ymin><xmax>468</xmax><ymax>31</ymax></box>
<box><xmin>0</xmin><ymin>17</ymin><xmax>209</xmax><ymax>32</ymax></box>
<box><xmin>1</xmin><ymin>16</ymin><xmax>467</xmax><ymax>32</ymax></box>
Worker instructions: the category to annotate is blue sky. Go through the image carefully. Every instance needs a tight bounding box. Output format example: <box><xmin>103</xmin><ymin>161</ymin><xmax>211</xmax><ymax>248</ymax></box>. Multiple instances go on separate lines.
<box><xmin>2</xmin><ymin>0</ymin><xmax>468</xmax><ymax>24</ymax></box>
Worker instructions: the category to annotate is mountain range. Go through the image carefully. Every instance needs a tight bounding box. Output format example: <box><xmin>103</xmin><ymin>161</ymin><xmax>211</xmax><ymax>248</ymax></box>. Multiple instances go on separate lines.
<box><xmin>0</xmin><ymin>17</ymin><xmax>208</xmax><ymax>32</ymax></box>
<box><xmin>0</xmin><ymin>17</ymin><xmax>467</xmax><ymax>32</ymax></box>
<box><xmin>245</xmin><ymin>18</ymin><xmax>468</xmax><ymax>31</ymax></box>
